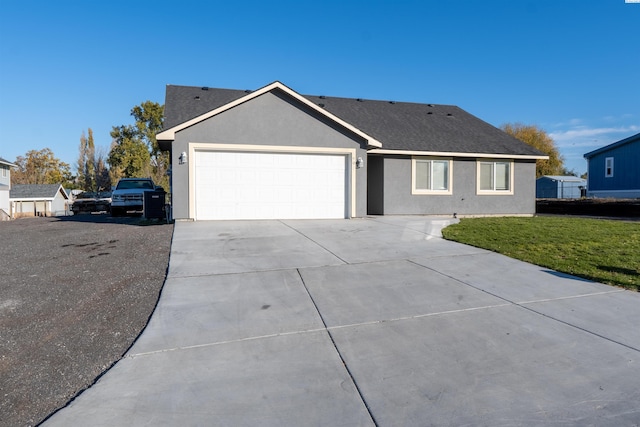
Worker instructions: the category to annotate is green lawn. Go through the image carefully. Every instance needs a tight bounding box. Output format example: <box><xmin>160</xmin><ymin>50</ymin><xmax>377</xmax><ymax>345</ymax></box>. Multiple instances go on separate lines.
<box><xmin>442</xmin><ymin>216</ymin><xmax>640</xmax><ymax>291</ymax></box>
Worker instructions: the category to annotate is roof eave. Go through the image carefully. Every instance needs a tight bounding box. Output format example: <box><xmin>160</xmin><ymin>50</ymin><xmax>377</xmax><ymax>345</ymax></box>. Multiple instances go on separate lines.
<box><xmin>584</xmin><ymin>132</ymin><xmax>640</xmax><ymax>159</ymax></box>
<box><xmin>9</xmin><ymin>196</ymin><xmax>56</xmax><ymax>201</ymax></box>
<box><xmin>368</xmin><ymin>149</ymin><xmax>548</xmax><ymax>160</ymax></box>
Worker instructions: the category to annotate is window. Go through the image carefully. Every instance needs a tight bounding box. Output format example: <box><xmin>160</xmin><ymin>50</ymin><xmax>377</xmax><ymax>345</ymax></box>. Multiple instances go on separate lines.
<box><xmin>1</xmin><ymin>166</ymin><xmax>6</xmax><ymax>178</ymax></box>
<box><xmin>605</xmin><ymin>157</ymin><xmax>614</xmax><ymax>178</ymax></box>
<box><xmin>477</xmin><ymin>160</ymin><xmax>513</xmax><ymax>194</ymax></box>
<box><xmin>412</xmin><ymin>158</ymin><xmax>452</xmax><ymax>194</ymax></box>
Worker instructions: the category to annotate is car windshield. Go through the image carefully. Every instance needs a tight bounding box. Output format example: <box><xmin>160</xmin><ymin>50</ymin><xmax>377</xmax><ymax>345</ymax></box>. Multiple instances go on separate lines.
<box><xmin>117</xmin><ymin>180</ymin><xmax>154</xmax><ymax>190</ymax></box>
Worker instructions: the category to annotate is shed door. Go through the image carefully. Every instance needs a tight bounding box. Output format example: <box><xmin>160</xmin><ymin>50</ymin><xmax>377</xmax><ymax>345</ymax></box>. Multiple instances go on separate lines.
<box><xmin>194</xmin><ymin>151</ymin><xmax>348</xmax><ymax>220</ymax></box>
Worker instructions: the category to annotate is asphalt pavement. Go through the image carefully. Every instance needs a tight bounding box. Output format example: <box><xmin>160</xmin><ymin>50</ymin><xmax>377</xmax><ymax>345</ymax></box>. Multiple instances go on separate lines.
<box><xmin>42</xmin><ymin>217</ymin><xmax>640</xmax><ymax>426</ymax></box>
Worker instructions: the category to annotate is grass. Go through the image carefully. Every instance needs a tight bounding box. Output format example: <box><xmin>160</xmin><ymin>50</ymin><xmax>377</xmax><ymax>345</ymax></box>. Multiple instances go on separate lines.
<box><xmin>442</xmin><ymin>216</ymin><xmax>640</xmax><ymax>291</ymax></box>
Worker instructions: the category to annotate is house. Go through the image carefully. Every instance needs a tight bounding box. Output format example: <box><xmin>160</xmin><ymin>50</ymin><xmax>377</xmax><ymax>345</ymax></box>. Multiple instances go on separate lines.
<box><xmin>0</xmin><ymin>157</ymin><xmax>17</xmax><ymax>220</ymax></box>
<box><xmin>536</xmin><ymin>175</ymin><xmax>586</xmax><ymax>199</ymax></box>
<box><xmin>157</xmin><ymin>81</ymin><xmax>547</xmax><ymax>221</ymax></box>
<box><xmin>9</xmin><ymin>184</ymin><xmax>70</xmax><ymax>218</ymax></box>
<box><xmin>584</xmin><ymin>132</ymin><xmax>640</xmax><ymax>199</ymax></box>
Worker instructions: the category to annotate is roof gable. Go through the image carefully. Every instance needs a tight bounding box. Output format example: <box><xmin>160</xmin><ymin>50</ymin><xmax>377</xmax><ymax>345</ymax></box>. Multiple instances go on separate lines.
<box><xmin>158</xmin><ymin>81</ymin><xmax>383</xmax><ymax>148</ymax></box>
<box><xmin>584</xmin><ymin>132</ymin><xmax>640</xmax><ymax>159</ymax></box>
<box><xmin>159</xmin><ymin>81</ymin><xmax>546</xmax><ymax>158</ymax></box>
<box><xmin>10</xmin><ymin>184</ymin><xmax>68</xmax><ymax>200</ymax></box>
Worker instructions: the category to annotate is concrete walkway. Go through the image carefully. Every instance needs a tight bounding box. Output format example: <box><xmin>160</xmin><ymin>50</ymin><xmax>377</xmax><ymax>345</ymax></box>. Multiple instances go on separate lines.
<box><xmin>44</xmin><ymin>217</ymin><xmax>640</xmax><ymax>426</ymax></box>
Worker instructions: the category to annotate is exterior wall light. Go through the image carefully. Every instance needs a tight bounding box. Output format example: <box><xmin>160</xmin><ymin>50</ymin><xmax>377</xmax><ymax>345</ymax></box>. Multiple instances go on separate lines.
<box><xmin>179</xmin><ymin>151</ymin><xmax>188</xmax><ymax>165</ymax></box>
<box><xmin>356</xmin><ymin>157</ymin><xmax>364</xmax><ymax>169</ymax></box>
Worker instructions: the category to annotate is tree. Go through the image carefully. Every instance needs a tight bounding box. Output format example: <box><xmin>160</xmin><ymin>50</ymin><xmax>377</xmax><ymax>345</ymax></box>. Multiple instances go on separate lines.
<box><xmin>94</xmin><ymin>147</ymin><xmax>111</xmax><ymax>191</ymax></box>
<box><xmin>77</xmin><ymin>128</ymin><xmax>96</xmax><ymax>191</ymax></box>
<box><xmin>501</xmin><ymin>123</ymin><xmax>564</xmax><ymax>178</ymax></box>
<box><xmin>11</xmin><ymin>148</ymin><xmax>74</xmax><ymax>187</ymax></box>
<box><xmin>77</xmin><ymin>128</ymin><xmax>111</xmax><ymax>191</ymax></box>
<box><xmin>108</xmin><ymin>101</ymin><xmax>167</xmax><ymax>189</ymax></box>
<box><xmin>108</xmin><ymin>135</ymin><xmax>151</xmax><ymax>182</ymax></box>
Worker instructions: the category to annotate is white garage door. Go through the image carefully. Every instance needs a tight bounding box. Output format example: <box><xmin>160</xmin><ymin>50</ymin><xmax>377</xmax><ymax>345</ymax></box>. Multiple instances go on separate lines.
<box><xmin>194</xmin><ymin>151</ymin><xmax>348</xmax><ymax>220</ymax></box>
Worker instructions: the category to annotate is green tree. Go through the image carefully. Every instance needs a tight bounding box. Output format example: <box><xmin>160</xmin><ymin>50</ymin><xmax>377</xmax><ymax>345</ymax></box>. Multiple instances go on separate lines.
<box><xmin>108</xmin><ymin>101</ymin><xmax>167</xmax><ymax>189</ymax></box>
<box><xmin>108</xmin><ymin>134</ymin><xmax>151</xmax><ymax>182</ymax></box>
<box><xmin>501</xmin><ymin>123</ymin><xmax>564</xmax><ymax>178</ymax></box>
<box><xmin>12</xmin><ymin>148</ymin><xmax>74</xmax><ymax>187</ymax></box>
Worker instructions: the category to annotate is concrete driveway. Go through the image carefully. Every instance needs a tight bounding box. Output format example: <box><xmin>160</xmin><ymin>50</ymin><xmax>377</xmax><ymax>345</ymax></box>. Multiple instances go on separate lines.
<box><xmin>44</xmin><ymin>217</ymin><xmax>640</xmax><ymax>426</ymax></box>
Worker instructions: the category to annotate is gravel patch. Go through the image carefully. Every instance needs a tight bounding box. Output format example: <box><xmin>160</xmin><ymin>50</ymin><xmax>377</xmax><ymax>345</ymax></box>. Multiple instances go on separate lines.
<box><xmin>0</xmin><ymin>214</ymin><xmax>173</xmax><ymax>427</ymax></box>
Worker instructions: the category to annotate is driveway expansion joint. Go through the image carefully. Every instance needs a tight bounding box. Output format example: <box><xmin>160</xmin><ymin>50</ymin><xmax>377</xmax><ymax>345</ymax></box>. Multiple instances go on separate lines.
<box><xmin>409</xmin><ymin>259</ymin><xmax>640</xmax><ymax>353</ymax></box>
<box><xmin>517</xmin><ymin>289</ymin><xmax>626</xmax><ymax>305</ymax></box>
<box><xmin>295</xmin><ymin>268</ymin><xmax>380</xmax><ymax>427</ymax></box>
<box><xmin>127</xmin><ymin>327</ymin><xmax>329</xmax><ymax>358</ymax></box>
<box><xmin>280</xmin><ymin>220</ymin><xmax>349</xmax><ymax>265</ymax></box>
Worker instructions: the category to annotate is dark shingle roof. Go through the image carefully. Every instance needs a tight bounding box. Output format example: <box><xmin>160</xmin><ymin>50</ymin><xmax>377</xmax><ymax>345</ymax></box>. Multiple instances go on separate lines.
<box><xmin>163</xmin><ymin>84</ymin><xmax>545</xmax><ymax>157</ymax></box>
<box><xmin>164</xmin><ymin>85</ymin><xmax>249</xmax><ymax>130</ymax></box>
<box><xmin>10</xmin><ymin>184</ymin><xmax>67</xmax><ymax>199</ymax></box>
<box><xmin>307</xmin><ymin>95</ymin><xmax>543</xmax><ymax>156</ymax></box>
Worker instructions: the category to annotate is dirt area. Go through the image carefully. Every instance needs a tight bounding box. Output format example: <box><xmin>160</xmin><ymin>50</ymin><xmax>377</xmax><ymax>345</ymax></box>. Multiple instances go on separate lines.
<box><xmin>0</xmin><ymin>214</ymin><xmax>173</xmax><ymax>427</ymax></box>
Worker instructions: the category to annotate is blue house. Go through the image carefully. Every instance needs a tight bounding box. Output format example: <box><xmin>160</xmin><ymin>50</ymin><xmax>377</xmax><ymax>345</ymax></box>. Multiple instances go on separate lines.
<box><xmin>584</xmin><ymin>132</ymin><xmax>640</xmax><ymax>199</ymax></box>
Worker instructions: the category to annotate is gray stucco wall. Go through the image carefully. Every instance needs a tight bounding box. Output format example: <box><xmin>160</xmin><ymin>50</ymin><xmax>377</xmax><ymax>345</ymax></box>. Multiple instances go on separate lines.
<box><xmin>170</xmin><ymin>90</ymin><xmax>368</xmax><ymax>220</ymax></box>
<box><xmin>375</xmin><ymin>156</ymin><xmax>536</xmax><ymax>216</ymax></box>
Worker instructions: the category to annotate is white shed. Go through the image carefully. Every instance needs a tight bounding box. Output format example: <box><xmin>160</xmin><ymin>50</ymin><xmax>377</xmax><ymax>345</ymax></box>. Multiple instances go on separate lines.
<box><xmin>9</xmin><ymin>184</ymin><xmax>70</xmax><ymax>218</ymax></box>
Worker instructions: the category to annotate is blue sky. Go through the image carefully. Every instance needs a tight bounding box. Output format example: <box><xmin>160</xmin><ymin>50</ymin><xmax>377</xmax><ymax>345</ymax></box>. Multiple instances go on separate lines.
<box><xmin>1</xmin><ymin>0</ymin><xmax>638</xmax><ymax>175</ymax></box>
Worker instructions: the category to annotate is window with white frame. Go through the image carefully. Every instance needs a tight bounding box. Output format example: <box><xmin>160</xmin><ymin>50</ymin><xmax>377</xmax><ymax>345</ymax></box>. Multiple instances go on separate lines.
<box><xmin>477</xmin><ymin>160</ymin><xmax>513</xmax><ymax>194</ymax></box>
<box><xmin>605</xmin><ymin>157</ymin><xmax>614</xmax><ymax>178</ymax></box>
<box><xmin>412</xmin><ymin>157</ymin><xmax>452</xmax><ymax>194</ymax></box>
<box><xmin>1</xmin><ymin>166</ymin><xmax>6</xmax><ymax>177</ymax></box>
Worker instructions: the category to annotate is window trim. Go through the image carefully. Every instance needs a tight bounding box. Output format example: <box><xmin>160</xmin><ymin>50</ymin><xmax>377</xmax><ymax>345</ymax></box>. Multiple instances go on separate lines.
<box><xmin>605</xmin><ymin>157</ymin><xmax>614</xmax><ymax>178</ymax></box>
<box><xmin>476</xmin><ymin>160</ymin><xmax>514</xmax><ymax>195</ymax></box>
<box><xmin>411</xmin><ymin>157</ymin><xmax>453</xmax><ymax>195</ymax></box>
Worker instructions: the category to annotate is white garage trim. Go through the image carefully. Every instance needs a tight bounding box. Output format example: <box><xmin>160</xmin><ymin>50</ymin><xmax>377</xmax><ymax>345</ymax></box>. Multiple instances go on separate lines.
<box><xmin>188</xmin><ymin>143</ymin><xmax>357</xmax><ymax>220</ymax></box>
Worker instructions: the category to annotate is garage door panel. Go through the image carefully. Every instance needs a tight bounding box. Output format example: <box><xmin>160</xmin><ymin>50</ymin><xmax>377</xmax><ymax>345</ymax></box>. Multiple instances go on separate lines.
<box><xmin>195</xmin><ymin>151</ymin><xmax>348</xmax><ymax>220</ymax></box>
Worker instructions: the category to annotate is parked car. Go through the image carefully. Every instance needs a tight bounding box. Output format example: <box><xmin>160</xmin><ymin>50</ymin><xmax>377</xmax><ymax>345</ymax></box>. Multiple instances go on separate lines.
<box><xmin>71</xmin><ymin>191</ymin><xmax>112</xmax><ymax>214</ymax></box>
<box><xmin>110</xmin><ymin>178</ymin><xmax>162</xmax><ymax>216</ymax></box>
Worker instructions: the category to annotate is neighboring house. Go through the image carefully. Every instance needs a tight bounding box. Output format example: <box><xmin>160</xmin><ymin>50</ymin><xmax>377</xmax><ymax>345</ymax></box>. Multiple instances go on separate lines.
<box><xmin>9</xmin><ymin>184</ymin><xmax>70</xmax><ymax>218</ymax></box>
<box><xmin>157</xmin><ymin>81</ymin><xmax>547</xmax><ymax>221</ymax></box>
<box><xmin>536</xmin><ymin>175</ymin><xmax>587</xmax><ymax>199</ymax></box>
<box><xmin>584</xmin><ymin>132</ymin><xmax>640</xmax><ymax>199</ymax></box>
<box><xmin>0</xmin><ymin>157</ymin><xmax>17</xmax><ymax>220</ymax></box>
